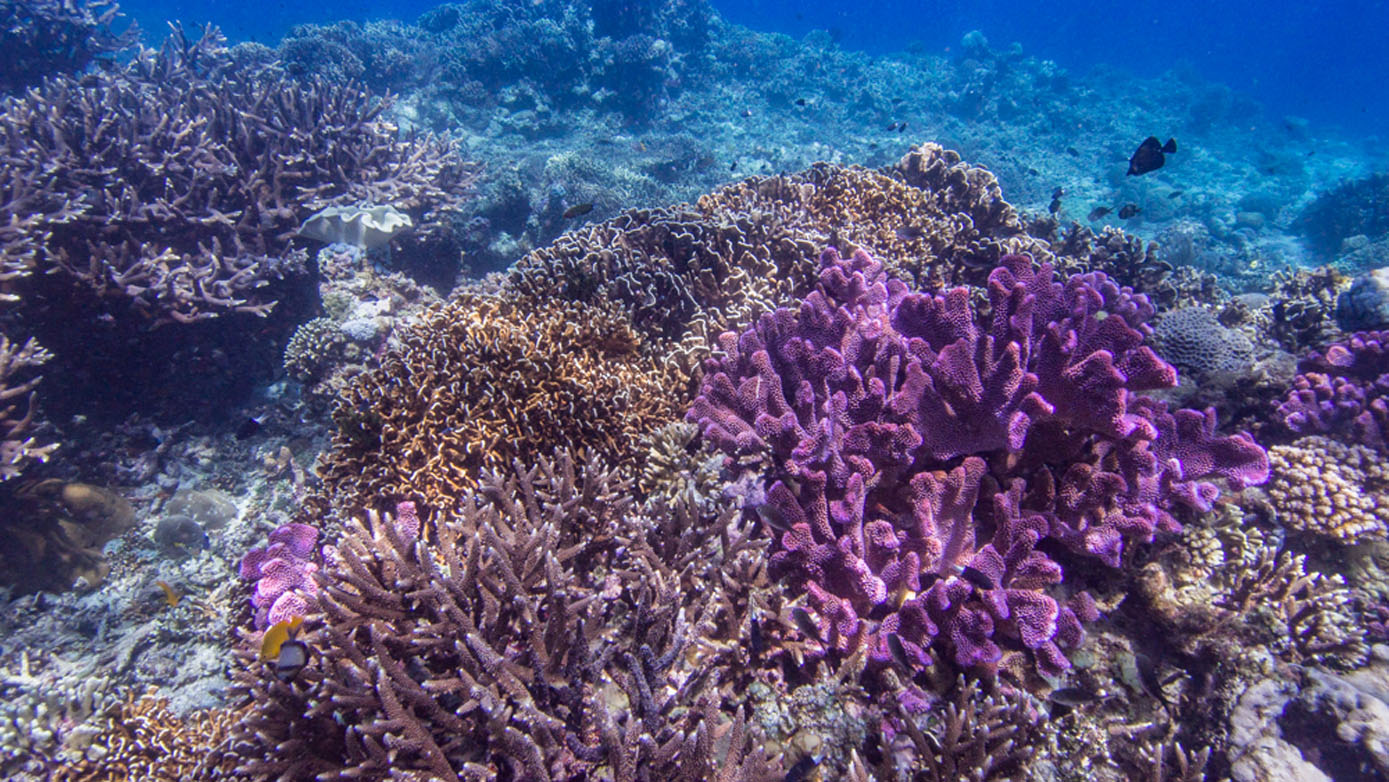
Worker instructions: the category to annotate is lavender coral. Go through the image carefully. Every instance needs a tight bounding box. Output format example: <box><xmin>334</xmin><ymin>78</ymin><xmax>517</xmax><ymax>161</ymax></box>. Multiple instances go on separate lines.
<box><xmin>239</xmin><ymin>522</ymin><xmax>320</xmax><ymax>629</ymax></box>
<box><xmin>0</xmin><ymin>24</ymin><xmax>474</xmax><ymax>323</ymax></box>
<box><xmin>690</xmin><ymin>247</ymin><xmax>1267</xmax><ymax>676</ymax></box>
<box><xmin>1278</xmin><ymin>330</ymin><xmax>1389</xmax><ymax>449</ymax></box>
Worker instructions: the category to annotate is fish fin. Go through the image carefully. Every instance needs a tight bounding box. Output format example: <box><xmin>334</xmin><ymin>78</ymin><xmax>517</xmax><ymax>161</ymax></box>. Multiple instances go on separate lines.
<box><xmin>1162</xmin><ymin>138</ymin><xmax>1177</xmax><ymax>154</ymax></box>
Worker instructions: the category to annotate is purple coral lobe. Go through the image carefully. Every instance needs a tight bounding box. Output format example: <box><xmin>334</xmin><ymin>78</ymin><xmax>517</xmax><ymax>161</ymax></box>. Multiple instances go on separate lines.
<box><xmin>691</xmin><ymin>246</ymin><xmax>1268</xmax><ymax>675</ymax></box>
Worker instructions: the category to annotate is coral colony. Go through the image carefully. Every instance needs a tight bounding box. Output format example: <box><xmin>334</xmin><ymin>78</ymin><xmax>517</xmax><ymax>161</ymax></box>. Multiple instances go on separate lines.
<box><xmin>689</xmin><ymin>248</ymin><xmax>1267</xmax><ymax>676</ymax></box>
<box><xmin>5</xmin><ymin>0</ymin><xmax>1389</xmax><ymax>780</ymax></box>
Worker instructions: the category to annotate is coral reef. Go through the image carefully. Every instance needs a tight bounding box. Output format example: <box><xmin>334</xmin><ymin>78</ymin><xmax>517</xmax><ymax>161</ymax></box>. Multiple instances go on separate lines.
<box><xmin>48</xmin><ymin>689</ymin><xmax>243</xmax><ymax>782</ymax></box>
<box><xmin>234</xmin><ymin>451</ymin><xmax>778</xmax><ymax>781</ymax></box>
<box><xmin>0</xmin><ymin>24</ymin><xmax>473</xmax><ymax>323</ymax></box>
<box><xmin>0</xmin><ymin>480</ymin><xmax>135</xmax><ymax>592</ymax></box>
<box><xmin>0</xmin><ymin>335</ymin><xmax>56</xmax><ymax>481</ymax></box>
<box><xmin>1266</xmin><ymin>436</ymin><xmax>1389</xmax><ymax>543</ymax></box>
<box><xmin>1278</xmin><ymin>330</ymin><xmax>1389</xmax><ymax>449</ymax></box>
<box><xmin>1152</xmin><ymin>306</ymin><xmax>1255</xmax><ymax>379</ymax></box>
<box><xmin>0</xmin><ymin>0</ymin><xmax>137</xmax><ymax>92</ymax></box>
<box><xmin>1266</xmin><ymin>265</ymin><xmax>1347</xmax><ymax>355</ymax></box>
<box><xmin>1296</xmin><ymin>172</ymin><xmax>1389</xmax><ymax>257</ymax></box>
<box><xmin>319</xmin><ymin>291</ymin><xmax>684</xmax><ymax>517</ymax></box>
<box><xmin>689</xmin><ymin>246</ymin><xmax>1267</xmax><ymax>678</ymax></box>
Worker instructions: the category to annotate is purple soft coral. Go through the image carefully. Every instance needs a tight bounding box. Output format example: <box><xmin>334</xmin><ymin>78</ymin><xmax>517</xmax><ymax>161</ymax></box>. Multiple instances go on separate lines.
<box><xmin>691</xmin><ymin>247</ymin><xmax>1267</xmax><ymax>676</ymax></box>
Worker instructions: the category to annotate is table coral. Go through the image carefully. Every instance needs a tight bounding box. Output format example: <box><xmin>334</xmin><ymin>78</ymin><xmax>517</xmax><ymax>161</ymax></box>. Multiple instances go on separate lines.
<box><xmin>1266</xmin><ymin>436</ymin><xmax>1389</xmax><ymax>543</ymax></box>
<box><xmin>689</xmin><ymin>246</ymin><xmax>1267</xmax><ymax>677</ymax></box>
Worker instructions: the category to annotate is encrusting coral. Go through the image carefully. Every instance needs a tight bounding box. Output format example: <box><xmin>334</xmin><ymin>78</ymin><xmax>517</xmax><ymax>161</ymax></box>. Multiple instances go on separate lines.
<box><xmin>233</xmin><ymin>451</ymin><xmax>779</xmax><ymax>781</ymax></box>
<box><xmin>1266</xmin><ymin>435</ymin><xmax>1389</xmax><ymax>542</ymax></box>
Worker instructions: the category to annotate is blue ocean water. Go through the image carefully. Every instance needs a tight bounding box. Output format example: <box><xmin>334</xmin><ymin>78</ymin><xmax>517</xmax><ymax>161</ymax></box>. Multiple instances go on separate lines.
<box><xmin>127</xmin><ymin>0</ymin><xmax>1389</xmax><ymax>134</ymax></box>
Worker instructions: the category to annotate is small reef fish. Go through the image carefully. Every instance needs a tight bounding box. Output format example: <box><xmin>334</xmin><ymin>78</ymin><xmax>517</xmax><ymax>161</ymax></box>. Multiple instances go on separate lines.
<box><xmin>562</xmin><ymin>203</ymin><xmax>594</xmax><ymax>219</ymax></box>
<box><xmin>794</xmin><ymin>98</ymin><xmax>807</xmax><ymax>106</ymax></box>
<box><xmin>275</xmin><ymin>639</ymin><xmax>310</xmax><ymax>682</ymax></box>
<box><xmin>1127</xmin><ymin>136</ymin><xmax>1177</xmax><ymax>176</ymax></box>
<box><xmin>958</xmin><ymin>565</ymin><xmax>995</xmax><ymax>590</ymax></box>
<box><xmin>1118</xmin><ymin>203</ymin><xmax>1141</xmax><ymax>219</ymax></box>
<box><xmin>261</xmin><ymin>616</ymin><xmax>310</xmax><ymax>681</ymax></box>
<box><xmin>791</xmin><ymin>607</ymin><xmax>820</xmax><ymax>641</ymax></box>
<box><xmin>1087</xmin><ymin>206</ymin><xmax>1112</xmax><ymax>222</ymax></box>
<box><xmin>1048</xmin><ymin>197</ymin><xmax>1063</xmax><ymax>214</ymax></box>
<box><xmin>885</xmin><ymin>632</ymin><xmax>913</xmax><ymax>670</ymax></box>
<box><xmin>154</xmin><ymin>580</ymin><xmax>181</xmax><ymax>607</ymax></box>
<box><xmin>235</xmin><ymin>416</ymin><xmax>263</xmax><ymax>440</ymax></box>
<box><xmin>895</xmin><ymin>224</ymin><xmax>925</xmax><ymax>240</ymax></box>
<box><xmin>259</xmin><ymin>615</ymin><xmax>305</xmax><ymax>662</ymax></box>
<box><xmin>784</xmin><ymin>755</ymin><xmax>818</xmax><ymax>782</ymax></box>
<box><xmin>1051</xmin><ymin>187</ymin><xmax>1065</xmax><ymax>199</ymax></box>
<box><xmin>1066</xmin><ymin>146</ymin><xmax>1080</xmax><ymax>157</ymax></box>
<box><xmin>1048</xmin><ymin>687</ymin><xmax>1102</xmax><ymax>707</ymax></box>
<box><xmin>886</xmin><ymin>121</ymin><xmax>901</xmax><ymax>131</ymax></box>
<box><xmin>897</xmin><ymin>121</ymin><xmax>907</xmax><ymax>133</ymax></box>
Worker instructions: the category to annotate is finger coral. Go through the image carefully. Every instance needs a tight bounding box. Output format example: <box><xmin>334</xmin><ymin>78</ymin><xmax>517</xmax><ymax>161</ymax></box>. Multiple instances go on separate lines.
<box><xmin>233</xmin><ymin>452</ymin><xmax>778</xmax><ymax>781</ymax></box>
<box><xmin>1266</xmin><ymin>436</ymin><xmax>1389</xmax><ymax>543</ymax></box>
<box><xmin>689</xmin><ymin>246</ymin><xmax>1268</xmax><ymax>677</ymax></box>
<box><xmin>319</xmin><ymin>292</ymin><xmax>684</xmax><ymax>517</ymax></box>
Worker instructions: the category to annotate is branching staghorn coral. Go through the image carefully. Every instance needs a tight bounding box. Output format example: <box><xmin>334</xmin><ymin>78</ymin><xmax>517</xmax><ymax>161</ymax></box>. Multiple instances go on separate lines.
<box><xmin>0</xmin><ymin>0</ymin><xmax>138</xmax><ymax>92</ymax></box>
<box><xmin>0</xmin><ymin>334</ymin><xmax>55</xmax><ymax>481</ymax></box>
<box><xmin>878</xmin><ymin>675</ymin><xmax>1037</xmax><ymax>781</ymax></box>
<box><xmin>234</xmin><ymin>451</ymin><xmax>779</xmax><ymax>781</ymax></box>
<box><xmin>0</xmin><ymin>24</ymin><xmax>474</xmax><ymax>323</ymax></box>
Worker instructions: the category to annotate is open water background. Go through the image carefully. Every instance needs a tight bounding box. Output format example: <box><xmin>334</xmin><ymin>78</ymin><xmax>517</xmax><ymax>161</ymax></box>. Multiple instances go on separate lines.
<box><xmin>124</xmin><ymin>0</ymin><xmax>1389</xmax><ymax>136</ymax></box>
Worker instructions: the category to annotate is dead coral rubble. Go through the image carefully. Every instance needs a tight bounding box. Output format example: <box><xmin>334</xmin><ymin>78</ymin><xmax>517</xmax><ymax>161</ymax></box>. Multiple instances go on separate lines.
<box><xmin>236</xmin><ymin>452</ymin><xmax>778</xmax><ymax>781</ymax></box>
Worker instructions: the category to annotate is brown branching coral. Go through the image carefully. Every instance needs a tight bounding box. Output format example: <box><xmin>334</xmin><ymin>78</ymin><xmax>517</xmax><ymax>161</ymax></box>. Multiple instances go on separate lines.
<box><xmin>234</xmin><ymin>451</ymin><xmax>778</xmax><ymax>781</ymax></box>
<box><xmin>49</xmin><ymin>689</ymin><xmax>244</xmax><ymax>782</ymax></box>
<box><xmin>1266</xmin><ymin>436</ymin><xmax>1389</xmax><ymax>543</ymax></box>
<box><xmin>875</xmin><ymin>675</ymin><xmax>1037</xmax><ymax>781</ymax></box>
<box><xmin>0</xmin><ymin>24</ymin><xmax>474</xmax><ymax>323</ymax></box>
<box><xmin>320</xmin><ymin>292</ymin><xmax>684</xmax><ymax>516</ymax></box>
<box><xmin>0</xmin><ymin>334</ymin><xmax>55</xmax><ymax>481</ymax></box>
<box><xmin>1221</xmin><ymin>546</ymin><xmax>1367</xmax><ymax>666</ymax></box>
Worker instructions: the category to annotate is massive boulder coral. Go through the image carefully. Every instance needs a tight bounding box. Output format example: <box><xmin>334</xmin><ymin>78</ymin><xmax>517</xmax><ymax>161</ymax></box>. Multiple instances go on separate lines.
<box><xmin>689</xmin><ymin>246</ymin><xmax>1268</xmax><ymax>677</ymax></box>
<box><xmin>234</xmin><ymin>453</ymin><xmax>777</xmax><ymax>781</ymax></box>
<box><xmin>0</xmin><ymin>24</ymin><xmax>473</xmax><ymax>323</ymax></box>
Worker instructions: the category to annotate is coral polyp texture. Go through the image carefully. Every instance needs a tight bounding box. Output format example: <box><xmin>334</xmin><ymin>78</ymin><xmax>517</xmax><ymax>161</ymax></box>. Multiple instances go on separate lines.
<box><xmin>1266</xmin><ymin>436</ymin><xmax>1389</xmax><ymax>542</ymax></box>
<box><xmin>689</xmin><ymin>246</ymin><xmax>1268</xmax><ymax>677</ymax></box>
<box><xmin>319</xmin><ymin>292</ymin><xmax>684</xmax><ymax>517</ymax></box>
<box><xmin>233</xmin><ymin>452</ymin><xmax>778</xmax><ymax>781</ymax></box>
<box><xmin>0</xmin><ymin>24</ymin><xmax>473</xmax><ymax>323</ymax></box>
<box><xmin>1278</xmin><ymin>329</ymin><xmax>1389</xmax><ymax>449</ymax></box>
